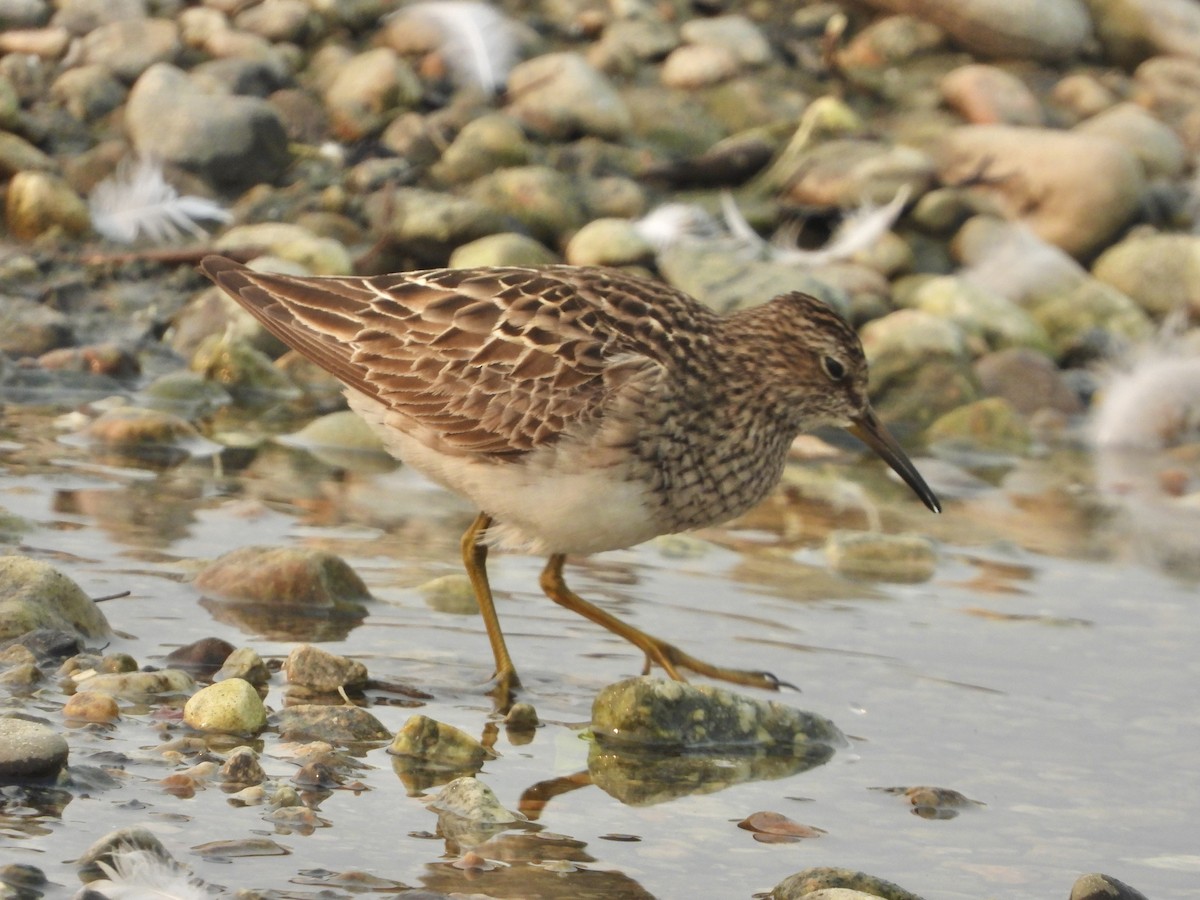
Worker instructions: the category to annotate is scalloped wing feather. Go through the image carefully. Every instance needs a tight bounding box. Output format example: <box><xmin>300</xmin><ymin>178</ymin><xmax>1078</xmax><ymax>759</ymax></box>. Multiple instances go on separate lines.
<box><xmin>199</xmin><ymin>259</ymin><xmax>710</xmax><ymax>457</ymax></box>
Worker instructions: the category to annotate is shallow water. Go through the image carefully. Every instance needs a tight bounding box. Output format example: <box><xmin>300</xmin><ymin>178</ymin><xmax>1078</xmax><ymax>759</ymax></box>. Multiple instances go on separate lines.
<box><xmin>2</xmin><ymin>405</ymin><xmax>1199</xmax><ymax>900</ymax></box>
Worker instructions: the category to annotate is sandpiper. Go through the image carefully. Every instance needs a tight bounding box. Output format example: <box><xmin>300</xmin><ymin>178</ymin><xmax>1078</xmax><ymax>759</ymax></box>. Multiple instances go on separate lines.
<box><xmin>201</xmin><ymin>257</ymin><xmax>940</xmax><ymax>704</ymax></box>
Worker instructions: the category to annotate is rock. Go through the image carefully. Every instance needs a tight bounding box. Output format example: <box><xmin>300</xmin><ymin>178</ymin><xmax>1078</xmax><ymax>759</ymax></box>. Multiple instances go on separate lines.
<box><xmin>1132</xmin><ymin>55</ymin><xmax>1200</xmax><ymax>127</ymax></box>
<box><xmin>0</xmin><ymin>0</ymin><xmax>49</xmax><ymax>29</ymax></box>
<box><xmin>0</xmin><ymin>296</ymin><xmax>73</xmax><ymax>357</ymax></box>
<box><xmin>1088</xmin><ymin>0</ymin><xmax>1200</xmax><ymax>67</ymax></box>
<box><xmin>323</xmin><ymin>47</ymin><xmax>421</xmax><ymax>141</ymax></box>
<box><xmin>1069</xmin><ymin>872</ymin><xmax>1151</xmax><ymax>900</ymax></box>
<box><xmin>781</xmin><ymin>139</ymin><xmax>936</xmax><ymax>208</ymax></box>
<box><xmin>855</xmin><ymin>0</ymin><xmax>1093</xmax><ymax>61</ymax></box>
<box><xmin>416</xmin><ymin>573</ymin><xmax>479</xmax><ymax>615</ymax></box>
<box><xmin>940</xmin><ymin>64</ymin><xmax>1043</xmax><ymax>125</ymax></box>
<box><xmin>903</xmin><ymin>275</ymin><xmax>1050</xmax><ymax>352</ymax></box>
<box><xmin>213</xmin><ymin>223</ymin><xmax>352</xmax><ymax>275</ymax></box>
<box><xmin>141</xmin><ymin>370</ymin><xmax>232</xmax><ymax>419</ymax></box>
<box><xmin>220</xmin><ymin>746</ymin><xmax>265</xmax><ymax>786</ymax></box>
<box><xmin>679</xmin><ymin>14</ymin><xmax>772</xmax><ymax>67</ymax></box>
<box><xmin>448</xmin><ymin>233</ymin><xmax>559</xmax><ymax>268</ymax></box>
<box><xmin>936</xmin><ymin>124</ymin><xmax>1144</xmax><ymax>257</ymax></box>
<box><xmin>0</xmin><ymin>130</ymin><xmax>54</xmax><ymax>176</ymax></box>
<box><xmin>430</xmin><ymin>112</ymin><xmax>531</xmax><ymax>184</ymax></box>
<box><xmin>660</xmin><ymin>43</ymin><xmax>740</xmax><ymax>89</ymax></box>
<box><xmin>1074</xmin><ymin>102</ymin><xmax>1186</xmax><ymax>179</ymax></box>
<box><xmin>5</xmin><ymin>171</ymin><xmax>89</xmax><ymax>240</ymax></box>
<box><xmin>506</xmin><ymin>51</ymin><xmax>631</xmax><ymax>139</ymax></box>
<box><xmin>125</xmin><ymin>63</ymin><xmax>289</xmax><ymax>189</ymax></box>
<box><xmin>974</xmin><ymin>347</ymin><xmax>1083</xmax><ymax>415</ymax></box>
<box><xmin>564</xmin><ymin>218</ymin><xmax>655</xmax><ymax>267</ymax></box>
<box><xmin>838</xmin><ymin>14</ymin><xmax>947</xmax><ymax>70</ymax></box>
<box><xmin>469</xmin><ymin>165</ymin><xmax>588</xmax><ymax>244</ymax></box>
<box><xmin>1053</xmin><ymin>72</ymin><xmax>1120</xmax><ymax>120</ymax></box>
<box><xmin>389</xmin><ymin>715</ymin><xmax>493</xmax><ymax>778</ymax></box>
<box><xmin>657</xmin><ymin>240</ymin><xmax>848</xmax><ymax>316</ymax></box>
<box><xmin>0</xmin><ymin>661</ymin><xmax>40</xmax><ymax>687</ymax></box>
<box><xmin>194</xmin><ymin>545</ymin><xmax>371</xmax><ymax>612</ymax></box>
<box><xmin>769</xmin><ymin>867</ymin><xmax>926</xmax><ymax>900</ymax></box>
<box><xmin>37</xmin><ymin>342</ymin><xmax>139</xmax><ymax>378</ymax></box>
<box><xmin>825</xmin><ymin>531</ymin><xmax>938</xmax><ymax>582</ymax></box>
<box><xmin>79</xmin><ymin>17</ymin><xmax>180</xmax><ymax>81</ymax></box>
<box><xmin>0</xmin><ymin>718</ymin><xmax>67</xmax><ymax>781</ymax></box>
<box><xmin>591</xmin><ymin>676</ymin><xmax>845</xmax><ymax>752</ymax></box>
<box><xmin>283</xmin><ymin>644</ymin><xmax>368</xmax><ymax>692</ymax></box>
<box><xmin>504</xmin><ymin>702</ymin><xmax>539</xmax><ymax>731</ymax></box>
<box><xmin>50</xmin><ymin>64</ymin><xmax>126</xmax><ymax>121</ymax></box>
<box><xmin>163</xmin><ymin>636</ymin><xmax>235</xmax><ymax>680</ymax></box>
<box><xmin>183</xmin><ymin>679</ymin><xmax>267</xmax><ymax>734</ymax></box>
<box><xmin>273</xmin><ymin>704</ymin><xmax>391</xmax><ymax>744</ymax></box>
<box><xmin>0</xmin><ymin>24</ymin><xmax>69</xmax><ymax>58</ymax></box>
<box><xmin>279</xmin><ymin>410</ymin><xmax>387</xmax><ymax>457</ymax></box>
<box><xmin>190</xmin><ymin>333</ymin><xmax>300</xmax><ymax>403</ymax></box>
<box><xmin>62</xmin><ymin>691</ymin><xmax>119</xmax><ymax>723</ymax></box>
<box><xmin>365</xmin><ymin>187</ymin><xmax>507</xmax><ymax>262</ymax></box>
<box><xmin>51</xmin><ymin>0</ymin><xmax>144</xmax><ymax>36</ymax></box>
<box><xmin>74</xmin><ymin>669</ymin><xmax>193</xmax><ymax>698</ymax></box>
<box><xmin>1026</xmin><ymin>278</ymin><xmax>1152</xmax><ymax>359</ymax></box>
<box><xmin>926</xmin><ymin>396</ymin><xmax>1032</xmax><ymax>452</ymax></box>
<box><xmin>1092</xmin><ymin>233</ymin><xmax>1200</xmax><ymax>318</ymax></box>
<box><xmin>588</xmin><ymin>17</ymin><xmax>678</xmax><ymax>73</ymax></box>
<box><xmin>859</xmin><ymin>309</ymin><xmax>979</xmax><ymax>426</ymax></box>
<box><xmin>427</xmin><ymin>775</ymin><xmax>523</xmax><ymax>824</ymax></box>
<box><xmin>76</xmin><ymin>827</ymin><xmax>173</xmax><ymax>884</ymax></box>
<box><xmin>213</xmin><ymin>646</ymin><xmax>270</xmax><ymax>686</ymax></box>
<box><xmin>0</xmin><ymin>556</ymin><xmax>109</xmax><ymax>642</ymax></box>
<box><xmin>79</xmin><ymin>406</ymin><xmax>215</xmax><ymax>461</ymax></box>
<box><xmin>234</xmin><ymin>0</ymin><xmax>321</xmax><ymax>44</ymax></box>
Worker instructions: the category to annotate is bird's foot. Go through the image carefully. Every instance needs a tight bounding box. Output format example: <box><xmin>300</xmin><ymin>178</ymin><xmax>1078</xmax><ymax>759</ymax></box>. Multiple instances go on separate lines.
<box><xmin>487</xmin><ymin>665</ymin><xmax>522</xmax><ymax>713</ymax></box>
<box><xmin>640</xmin><ymin>638</ymin><xmax>797</xmax><ymax>692</ymax></box>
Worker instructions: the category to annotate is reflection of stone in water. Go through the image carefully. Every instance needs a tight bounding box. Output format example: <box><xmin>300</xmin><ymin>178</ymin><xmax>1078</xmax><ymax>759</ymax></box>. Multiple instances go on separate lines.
<box><xmin>53</xmin><ymin>480</ymin><xmax>200</xmax><ymax>550</ymax></box>
<box><xmin>197</xmin><ymin>595</ymin><xmax>366</xmax><ymax>641</ymax></box>
<box><xmin>421</xmin><ymin>855</ymin><xmax>655</xmax><ymax>899</ymax></box>
<box><xmin>588</xmin><ymin>742</ymin><xmax>835</xmax><ymax>807</ymax></box>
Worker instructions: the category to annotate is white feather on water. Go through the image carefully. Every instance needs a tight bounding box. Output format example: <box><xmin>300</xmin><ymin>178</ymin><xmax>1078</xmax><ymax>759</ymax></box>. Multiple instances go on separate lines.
<box><xmin>83</xmin><ymin>848</ymin><xmax>207</xmax><ymax>900</ymax></box>
<box><xmin>633</xmin><ymin>188</ymin><xmax>910</xmax><ymax>266</ymax></box>
<box><xmin>88</xmin><ymin>157</ymin><xmax>230</xmax><ymax>245</ymax></box>
<box><xmin>397</xmin><ymin>1</ymin><xmax>519</xmax><ymax>94</ymax></box>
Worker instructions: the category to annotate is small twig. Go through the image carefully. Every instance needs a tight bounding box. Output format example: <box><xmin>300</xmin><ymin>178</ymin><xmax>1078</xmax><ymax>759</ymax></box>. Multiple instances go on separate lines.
<box><xmin>91</xmin><ymin>590</ymin><xmax>131</xmax><ymax>603</ymax></box>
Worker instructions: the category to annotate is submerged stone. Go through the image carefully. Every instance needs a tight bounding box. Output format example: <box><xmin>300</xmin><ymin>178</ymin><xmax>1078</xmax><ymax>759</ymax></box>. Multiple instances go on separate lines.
<box><xmin>591</xmin><ymin>677</ymin><xmax>844</xmax><ymax>752</ymax></box>
<box><xmin>769</xmin><ymin>867</ymin><xmax>926</xmax><ymax>900</ymax></box>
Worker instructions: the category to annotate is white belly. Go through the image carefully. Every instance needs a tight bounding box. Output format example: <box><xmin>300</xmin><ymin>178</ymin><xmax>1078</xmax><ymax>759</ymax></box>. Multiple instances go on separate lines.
<box><xmin>347</xmin><ymin>392</ymin><xmax>660</xmax><ymax>555</ymax></box>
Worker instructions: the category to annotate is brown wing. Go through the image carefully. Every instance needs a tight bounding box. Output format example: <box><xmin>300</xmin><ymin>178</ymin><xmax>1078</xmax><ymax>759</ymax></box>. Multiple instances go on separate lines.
<box><xmin>199</xmin><ymin>257</ymin><xmax>716</xmax><ymax>456</ymax></box>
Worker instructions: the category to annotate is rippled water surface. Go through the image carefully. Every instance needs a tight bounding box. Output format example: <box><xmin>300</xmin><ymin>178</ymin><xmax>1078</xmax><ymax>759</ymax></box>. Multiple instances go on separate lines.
<box><xmin>2</xmin><ymin>403</ymin><xmax>1198</xmax><ymax>900</ymax></box>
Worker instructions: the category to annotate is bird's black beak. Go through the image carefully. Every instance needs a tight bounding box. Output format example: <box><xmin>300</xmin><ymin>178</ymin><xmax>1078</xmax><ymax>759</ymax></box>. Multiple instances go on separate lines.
<box><xmin>848</xmin><ymin>407</ymin><xmax>941</xmax><ymax>513</ymax></box>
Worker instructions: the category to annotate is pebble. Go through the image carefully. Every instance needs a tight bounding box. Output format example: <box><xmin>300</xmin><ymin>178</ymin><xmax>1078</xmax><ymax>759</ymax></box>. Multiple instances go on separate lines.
<box><xmin>125</xmin><ymin>63</ymin><xmax>289</xmax><ymax>189</ymax></box>
<box><xmin>1092</xmin><ymin>233</ymin><xmax>1200</xmax><ymax>318</ymax></box>
<box><xmin>591</xmin><ymin>676</ymin><xmax>845</xmax><ymax>752</ymax></box>
<box><xmin>183</xmin><ymin>678</ymin><xmax>267</xmax><ymax>734</ymax></box>
<box><xmin>213</xmin><ymin>646</ymin><xmax>271</xmax><ymax>686</ymax></box>
<box><xmin>5</xmin><ymin>171</ymin><xmax>89</xmax><ymax>240</ymax></box>
<box><xmin>926</xmin><ymin>396</ymin><xmax>1032</xmax><ymax>453</ymax></box>
<box><xmin>0</xmin><ymin>555</ymin><xmax>109</xmax><ymax>642</ymax></box>
<box><xmin>940</xmin><ymin>64</ymin><xmax>1044</xmax><ymax>126</ymax></box>
<box><xmin>855</xmin><ymin>0</ymin><xmax>1092</xmax><ymax>61</ymax></box>
<box><xmin>283</xmin><ymin>644</ymin><xmax>368</xmax><ymax>693</ymax></box>
<box><xmin>62</xmin><ymin>691</ymin><xmax>119</xmax><ymax>723</ymax></box>
<box><xmin>193</xmin><ymin>545</ymin><xmax>371</xmax><ymax>612</ymax></box>
<box><xmin>448</xmin><ymin>232</ymin><xmax>559</xmax><ymax>268</ymax></box>
<box><xmin>273</xmin><ymin>704</ymin><xmax>391</xmax><ymax>744</ymax></box>
<box><xmin>74</xmin><ymin>669</ymin><xmax>193</xmax><ymax>698</ymax></box>
<box><xmin>771</xmin><ymin>868</ymin><xmax>925</xmax><ymax>900</ymax></box>
<box><xmin>506</xmin><ymin>51</ymin><xmax>632</xmax><ymax>139</ymax></box>
<box><xmin>388</xmin><ymin>714</ymin><xmax>493</xmax><ymax>770</ymax></box>
<box><xmin>825</xmin><ymin>531</ymin><xmax>938</xmax><ymax>582</ymax></box>
<box><xmin>936</xmin><ymin>124</ymin><xmax>1145</xmax><ymax>257</ymax></box>
<box><xmin>0</xmin><ymin>717</ymin><xmax>68</xmax><ymax>780</ymax></box>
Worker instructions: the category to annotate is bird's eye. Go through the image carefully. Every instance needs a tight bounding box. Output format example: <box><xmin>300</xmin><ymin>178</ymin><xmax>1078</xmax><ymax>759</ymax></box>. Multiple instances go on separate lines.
<box><xmin>822</xmin><ymin>356</ymin><xmax>846</xmax><ymax>381</ymax></box>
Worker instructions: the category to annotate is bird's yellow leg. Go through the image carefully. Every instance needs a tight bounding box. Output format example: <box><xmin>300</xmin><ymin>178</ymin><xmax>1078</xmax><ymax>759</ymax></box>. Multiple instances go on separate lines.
<box><xmin>461</xmin><ymin>512</ymin><xmax>520</xmax><ymax>706</ymax></box>
<box><xmin>538</xmin><ymin>554</ymin><xmax>789</xmax><ymax>691</ymax></box>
